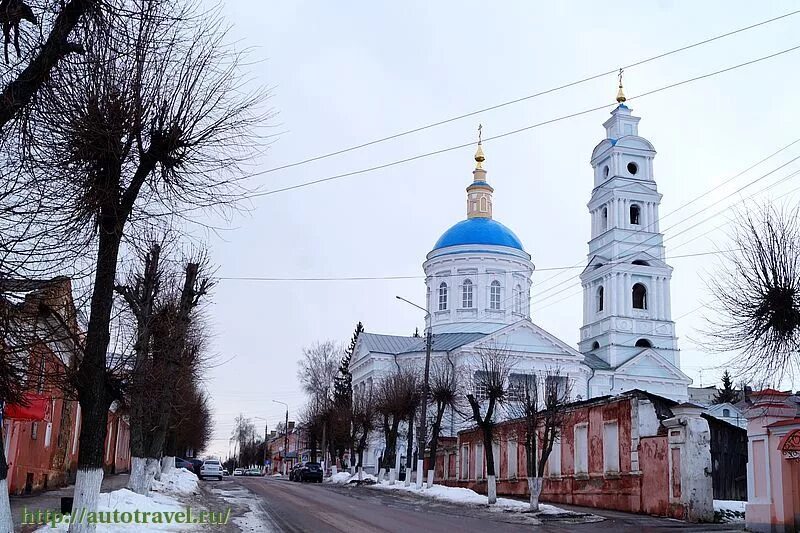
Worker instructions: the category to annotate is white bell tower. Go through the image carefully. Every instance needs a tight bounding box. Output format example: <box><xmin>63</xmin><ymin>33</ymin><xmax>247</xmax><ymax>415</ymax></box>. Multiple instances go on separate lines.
<box><xmin>578</xmin><ymin>80</ymin><xmax>679</xmax><ymax>370</ymax></box>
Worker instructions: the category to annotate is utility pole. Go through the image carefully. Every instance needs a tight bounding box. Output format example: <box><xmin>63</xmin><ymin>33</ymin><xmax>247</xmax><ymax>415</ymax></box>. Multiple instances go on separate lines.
<box><xmin>263</xmin><ymin>421</ymin><xmax>268</xmax><ymax>471</ymax></box>
<box><xmin>273</xmin><ymin>400</ymin><xmax>289</xmax><ymax>475</ymax></box>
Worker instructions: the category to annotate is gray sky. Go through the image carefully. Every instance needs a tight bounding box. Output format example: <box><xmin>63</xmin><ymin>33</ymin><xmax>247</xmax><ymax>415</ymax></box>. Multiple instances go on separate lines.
<box><xmin>199</xmin><ymin>0</ymin><xmax>800</xmax><ymax>458</ymax></box>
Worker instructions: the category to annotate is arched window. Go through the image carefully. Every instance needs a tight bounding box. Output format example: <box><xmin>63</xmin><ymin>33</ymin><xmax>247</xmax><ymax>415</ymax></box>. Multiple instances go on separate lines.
<box><xmin>630</xmin><ymin>204</ymin><xmax>641</xmax><ymax>225</ymax></box>
<box><xmin>513</xmin><ymin>284</ymin><xmax>523</xmax><ymax>314</ymax></box>
<box><xmin>490</xmin><ymin>281</ymin><xmax>501</xmax><ymax>310</ymax></box>
<box><xmin>602</xmin><ymin>207</ymin><xmax>608</xmax><ymax>230</ymax></box>
<box><xmin>480</xmin><ymin>196</ymin><xmax>488</xmax><ymax>212</ymax></box>
<box><xmin>722</xmin><ymin>408</ymin><xmax>730</xmax><ymax>417</ymax></box>
<box><xmin>632</xmin><ymin>283</ymin><xmax>647</xmax><ymax>310</ymax></box>
<box><xmin>597</xmin><ymin>286</ymin><xmax>604</xmax><ymax>312</ymax></box>
<box><xmin>438</xmin><ymin>282</ymin><xmax>448</xmax><ymax>311</ymax></box>
<box><xmin>635</xmin><ymin>338</ymin><xmax>652</xmax><ymax>348</ymax></box>
<box><xmin>462</xmin><ymin>279</ymin><xmax>474</xmax><ymax>309</ymax></box>
<box><xmin>591</xmin><ymin>341</ymin><xmax>600</xmax><ymax>350</ymax></box>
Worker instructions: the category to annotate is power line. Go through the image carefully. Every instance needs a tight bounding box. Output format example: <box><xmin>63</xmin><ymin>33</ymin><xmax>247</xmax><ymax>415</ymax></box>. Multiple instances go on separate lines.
<box><xmin>252</xmin><ymin>10</ymin><xmax>800</xmax><ymax>176</ymax></box>
<box><xmin>216</xmin><ymin>249</ymin><xmax>737</xmax><ymax>282</ymax></box>
<box><xmin>244</xmin><ymin>43</ymin><xmax>800</xmax><ymax>199</ymax></box>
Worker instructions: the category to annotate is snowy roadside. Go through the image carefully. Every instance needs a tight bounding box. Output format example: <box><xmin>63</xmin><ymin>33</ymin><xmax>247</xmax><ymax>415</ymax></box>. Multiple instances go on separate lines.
<box><xmin>33</xmin><ymin>469</ymin><xmax>207</xmax><ymax>532</ymax></box>
<box><xmin>207</xmin><ymin>485</ymin><xmax>277</xmax><ymax>532</ymax></box>
<box><xmin>326</xmin><ymin>472</ymin><xmax>574</xmax><ymax>515</ymax></box>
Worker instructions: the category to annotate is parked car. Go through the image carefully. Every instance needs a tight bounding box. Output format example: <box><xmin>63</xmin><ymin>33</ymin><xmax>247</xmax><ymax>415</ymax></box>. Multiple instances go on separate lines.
<box><xmin>244</xmin><ymin>468</ymin><xmax>262</xmax><ymax>476</ymax></box>
<box><xmin>175</xmin><ymin>458</ymin><xmax>194</xmax><ymax>472</ymax></box>
<box><xmin>233</xmin><ymin>468</ymin><xmax>244</xmax><ymax>476</ymax></box>
<box><xmin>222</xmin><ymin>469</ymin><xmax>229</xmax><ymax>476</ymax></box>
<box><xmin>199</xmin><ymin>459</ymin><xmax>223</xmax><ymax>481</ymax></box>
<box><xmin>290</xmin><ymin>462</ymin><xmax>322</xmax><ymax>483</ymax></box>
<box><xmin>189</xmin><ymin>458</ymin><xmax>204</xmax><ymax>473</ymax></box>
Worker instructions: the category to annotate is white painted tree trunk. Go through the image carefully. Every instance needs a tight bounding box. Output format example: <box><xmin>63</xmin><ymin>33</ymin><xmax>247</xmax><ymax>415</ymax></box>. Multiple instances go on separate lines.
<box><xmin>331</xmin><ymin>465</ymin><xmax>337</xmax><ymax>476</ymax></box>
<box><xmin>161</xmin><ymin>455</ymin><xmax>175</xmax><ymax>474</ymax></box>
<box><xmin>68</xmin><ymin>467</ymin><xmax>103</xmax><ymax>533</ymax></box>
<box><xmin>415</xmin><ymin>459</ymin><xmax>424</xmax><ymax>489</ymax></box>
<box><xmin>426</xmin><ymin>469</ymin><xmax>434</xmax><ymax>489</ymax></box>
<box><xmin>388</xmin><ymin>467</ymin><xmax>396</xmax><ymax>485</ymax></box>
<box><xmin>404</xmin><ymin>467</ymin><xmax>411</xmax><ymax>487</ymax></box>
<box><xmin>528</xmin><ymin>476</ymin><xmax>543</xmax><ymax>512</ymax></box>
<box><xmin>357</xmin><ymin>466</ymin><xmax>363</xmax><ymax>482</ymax></box>
<box><xmin>127</xmin><ymin>457</ymin><xmax>150</xmax><ymax>495</ymax></box>
<box><xmin>487</xmin><ymin>474</ymin><xmax>497</xmax><ymax>504</ymax></box>
<box><xmin>145</xmin><ymin>457</ymin><xmax>160</xmax><ymax>485</ymax></box>
<box><xmin>0</xmin><ymin>479</ymin><xmax>13</xmax><ymax>533</ymax></box>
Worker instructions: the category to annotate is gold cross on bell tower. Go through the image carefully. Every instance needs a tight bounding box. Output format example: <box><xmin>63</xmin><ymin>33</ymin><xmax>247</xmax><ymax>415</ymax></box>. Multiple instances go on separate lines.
<box><xmin>616</xmin><ymin>68</ymin><xmax>627</xmax><ymax>103</ymax></box>
<box><xmin>474</xmin><ymin>123</ymin><xmax>485</xmax><ymax>169</ymax></box>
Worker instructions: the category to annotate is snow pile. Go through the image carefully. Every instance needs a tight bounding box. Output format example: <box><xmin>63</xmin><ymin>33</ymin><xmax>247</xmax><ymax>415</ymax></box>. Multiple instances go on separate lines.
<box><xmin>714</xmin><ymin>500</ymin><xmax>745</xmax><ymax>523</ymax></box>
<box><xmin>270</xmin><ymin>473</ymin><xmax>282</xmax><ymax>477</ymax></box>
<box><xmin>36</xmin><ymin>488</ymin><xmax>191</xmax><ymax>532</ymax></box>
<box><xmin>326</xmin><ymin>472</ymin><xmax>378</xmax><ymax>485</ymax></box>
<box><xmin>326</xmin><ymin>472</ymin><xmax>354</xmax><ymax>484</ymax></box>
<box><xmin>151</xmin><ymin>468</ymin><xmax>199</xmax><ymax>495</ymax></box>
<box><xmin>371</xmin><ymin>480</ymin><xmax>566</xmax><ymax>514</ymax></box>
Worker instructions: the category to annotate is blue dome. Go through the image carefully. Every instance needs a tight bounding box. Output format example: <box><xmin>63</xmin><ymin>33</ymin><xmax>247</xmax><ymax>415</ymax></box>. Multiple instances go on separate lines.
<box><xmin>433</xmin><ymin>218</ymin><xmax>525</xmax><ymax>251</ymax></box>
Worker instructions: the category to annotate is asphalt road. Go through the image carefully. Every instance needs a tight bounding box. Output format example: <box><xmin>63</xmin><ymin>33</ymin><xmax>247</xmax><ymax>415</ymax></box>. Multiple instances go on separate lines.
<box><xmin>232</xmin><ymin>476</ymin><xmax>746</xmax><ymax>533</ymax></box>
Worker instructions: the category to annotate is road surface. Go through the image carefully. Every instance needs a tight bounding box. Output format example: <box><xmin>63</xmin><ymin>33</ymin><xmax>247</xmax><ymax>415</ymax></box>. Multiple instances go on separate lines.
<box><xmin>226</xmin><ymin>476</ymin><xmax>745</xmax><ymax>533</ymax></box>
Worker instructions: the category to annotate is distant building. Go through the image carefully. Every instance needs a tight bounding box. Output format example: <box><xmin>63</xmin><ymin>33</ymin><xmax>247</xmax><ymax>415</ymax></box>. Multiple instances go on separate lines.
<box><xmin>705</xmin><ymin>402</ymin><xmax>746</xmax><ymax>429</ymax></box>
<box><xmin>688</xmin><ymin>385</ymin><xmax>718</xmax><ymax>406</ymax></box>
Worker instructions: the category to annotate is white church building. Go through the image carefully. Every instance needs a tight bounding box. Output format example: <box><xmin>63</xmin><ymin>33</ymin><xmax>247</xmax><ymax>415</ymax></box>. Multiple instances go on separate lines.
<box><xmin>349</xmin><ymin>90</ymin><xmax>691</xmax><ymax>471</ymax></box>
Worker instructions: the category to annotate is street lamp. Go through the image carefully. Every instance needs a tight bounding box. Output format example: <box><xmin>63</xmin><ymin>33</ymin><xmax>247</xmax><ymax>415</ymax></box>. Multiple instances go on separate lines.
<box><xmin>396</xmin><ymin>295</ymin><xmax>434</xmax><ymax>489</ymax></box>
<box><xmin>273</xmin><ymin>400</ymin><xmax>289</xmax><ymax>475</ymax></box>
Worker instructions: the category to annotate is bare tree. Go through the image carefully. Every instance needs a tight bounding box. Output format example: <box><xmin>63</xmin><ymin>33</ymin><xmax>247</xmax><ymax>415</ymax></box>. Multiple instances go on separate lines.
<box><xmin>297</xmin><ymin>340</ymin><xmax>343</xmax><ymax>467</ymax></box>
<box><xmin>4</xmin><ymin>0</ymin><xmax>269</xmax><ymax>526</ymax></box>
<box><xmin>507</xmin><ymin>369</ymin><xmax>571</xmax><ymax>511</ymax></box>
<box><xmin>706</xmin><ymin>204</ymin><xmax>800</xmax><ymax>385</ymax></box>
<box><xmin>350</xmin><ymin>384</ymin><xmax>377</xmax><ymax>481</ymax></box>
<box><xmin>375</xmin><ymin>367</ymin><xmax>419</xmax><ymax>481</ymax></box>
<box><xmin>466</xmin><ymin>345</ymin><xmax>516</xmax><ymax>504</ymax></box>
<box><xmin>426</xmin><ymin>355</ymin><xmax>463</xmax><ymax>483</ymax></box>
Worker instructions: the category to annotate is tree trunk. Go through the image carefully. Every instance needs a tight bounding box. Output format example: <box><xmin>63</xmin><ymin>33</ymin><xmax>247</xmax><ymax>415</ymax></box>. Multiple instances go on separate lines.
<box><xmin>161</xmin><ymin>456</ymin><xmax>175</xmax><ymax>475</ymax></box>
<box><xmin>0</xmin><ymin>427</ymin><xmax>14</xmax><ymax>533</ymax></box>
<box><xmin>404</xmin><ymin>416</ymin><xmax>414</xmax><ymax>486</ymax></box>
<box><xmin>69</xmin><ymin>222</ymin><xmax>122</xmax><ymax>533</ymax></box>
<box><xmin>483</xmin><ymin>430</ymin><xmax>496</xmax><ymax>505</ymax></box>
<box><xmin>487</xmin><ymin>475</ymin><xmax>497</xmax><ymax>505</ymax></box>
<box><xmin>427</xmin><ymin>402</ymin><xmax>446</xmax><ymax>485</ymax></box>
<box><xmin>528</xmin><ymin>477</ymin><xmax>542</xmax><ymax>512</ymax></box>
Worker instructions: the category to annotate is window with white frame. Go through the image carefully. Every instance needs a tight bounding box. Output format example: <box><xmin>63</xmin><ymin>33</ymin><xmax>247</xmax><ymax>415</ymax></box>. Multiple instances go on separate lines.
<box><xmin>574</xmin><ymin>424</ymin><xmax>588</xmax><ymax>474</ymax></box>
<box><xmin>438</xmin><ymin>282</ymin><xmax>448</xmax><ymax>310</ymax></box>
<box><xmin>462</xmin><ymin>279</ymin><xmax>474</xmax><ymax>308</ymax></box>
<box><xmin>545</xmin><ymin>375</ymin><xmax>569</xmax><ymax>402</ymax></box>
<box><xmin>476</xmin><ymin>443</ymin><xmax>484</xmax><ymax>480</ymax></box>
<box><xmin>603</xmin><ymin>421</ymin><xmax>620</xmax><ymax>473</ymax></box>
<box><xmin>490</xmin><ymin>281</ymin><xmax>501</xmax><ymax>310</ymax></box>
<box><xmin>507</xmin><ymin>439</ymin><xmax>518</xmax><ymax>479</ymax></box>
<box><xmin>513</xmin><ymin>284</ymin><xmax>523</xmax><ymax>314</ymax></box>
<box><xmin>461</xmin><ymin>444</ymin><xmax>469</xmax><ymax>480</ymax></box>
<box><xmin>492</xmin><ymin>442</ymin><xmax>500</xmax><ymax>478</ymax></box>
<box><xmin>547</xmin><ymin>436</ymin><xmax>561</xmax><ymax>477</ymax></box>
<box><xmin>473</xmin><ymin>371</ymin><xmax>489</xmax><ymax>401</ymax></box>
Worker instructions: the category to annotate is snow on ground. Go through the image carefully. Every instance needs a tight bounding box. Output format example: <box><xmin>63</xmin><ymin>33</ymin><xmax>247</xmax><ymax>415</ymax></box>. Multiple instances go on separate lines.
<box><xmin>326</xmin><ymin>473</ymin><xmax>566</xmax><ymax>514</ymax></box>
<box><xmin>151</xmin><ymin>468</ymin><xmax>199</xmax><ymax>495</ymax></box>
<box><xmin>714</xmin><ymin>500</ymin><xmax>746</xmax><ymax>523</ymax></box>
<box><xmin>326</xmin><ymin>472</ymin><xmax>378</xmax><ymax>484</ymax></box>
<box><xmin>211</xmin><ymin>486</ymin><xmax>277</xmax><ymax>532</ymax></box>
<box><xmin>36</xmin><ymin>488</ymin><xmax>192</xmax><ymax>532</ymax></box>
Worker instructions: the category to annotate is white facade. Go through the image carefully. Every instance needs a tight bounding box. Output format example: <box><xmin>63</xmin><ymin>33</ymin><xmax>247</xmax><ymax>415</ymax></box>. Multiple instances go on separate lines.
<box><xmin>350</xmin><ymin>99</ymin><xmax>692</xmax><ymax>471</ymax></box>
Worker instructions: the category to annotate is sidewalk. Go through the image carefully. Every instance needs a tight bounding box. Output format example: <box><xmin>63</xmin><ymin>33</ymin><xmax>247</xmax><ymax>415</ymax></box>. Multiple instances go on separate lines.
<box><xmin>11</xmin><ymin>473</ymin><xmax>130</xmax><ymax>532</ymax></box>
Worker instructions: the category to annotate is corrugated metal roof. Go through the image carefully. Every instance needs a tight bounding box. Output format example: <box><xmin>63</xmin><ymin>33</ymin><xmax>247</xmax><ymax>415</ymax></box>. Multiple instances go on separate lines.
<box><xmin>359</xmin><ymin>332</ymin><xmax>486</xmax><ymax>355</ymax></box>
<box><xmin>582</xmin><ymin>352</ymin><xmax>611</xmax><ymax>370</ymax></box>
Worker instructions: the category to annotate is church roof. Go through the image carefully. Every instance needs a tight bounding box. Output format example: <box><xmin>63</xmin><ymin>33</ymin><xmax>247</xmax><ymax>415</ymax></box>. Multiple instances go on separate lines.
<box><xmin>359</xmin><ymin>332</ymin><xmax>486</xmax><ymax>355</ymax></box>
<box><xmin>582</xmin><ymin>352</ymin><xmax>611</xmax><ymax>370</ymax></box>
<box><xmin>432</xmin><ymin>218</ymin><xmax>525</xmax><ymax>251</ymax></box>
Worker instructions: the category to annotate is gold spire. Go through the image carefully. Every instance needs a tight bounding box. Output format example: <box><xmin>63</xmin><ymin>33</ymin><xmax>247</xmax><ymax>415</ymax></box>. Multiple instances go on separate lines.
<box><xmin>616</xmin><ymin>68</ymin><xmax>627</xmax><ymax>103</ymax></box>
<box><xmin>474</xmin><ymin>123</ymin><xmax>485</xmax><ymax>169</ymax></box>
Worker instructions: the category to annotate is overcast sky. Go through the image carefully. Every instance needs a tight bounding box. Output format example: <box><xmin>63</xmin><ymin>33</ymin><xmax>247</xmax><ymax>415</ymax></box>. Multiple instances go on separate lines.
<box><xmin>197</xmin><ymin>0</ymin><xmax>800</xmax><ymax>458</ymax></box>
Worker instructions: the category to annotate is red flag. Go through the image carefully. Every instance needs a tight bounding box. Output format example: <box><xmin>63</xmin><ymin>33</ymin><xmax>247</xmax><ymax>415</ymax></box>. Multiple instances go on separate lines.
<box><xmin>4</xmin><ymin>393</ymin><xmax>50</xmax><ymax>421</ymax></box>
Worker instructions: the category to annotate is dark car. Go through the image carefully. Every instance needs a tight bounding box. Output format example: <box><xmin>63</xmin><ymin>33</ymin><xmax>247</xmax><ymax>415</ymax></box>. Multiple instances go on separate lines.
<box><xmin>175</xmin><ymin>458</ymin><xmax>194</xmax><ymax>472</ymax></box>
<box><xmin>291</xmin><ymin>462</ymin><xmax>322</xmax><ymax>483</ymax></box>
<box><xmin>189</xmin><ymin>458</ymin><xmax>204</xmax><ymax>473</ymax></box>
